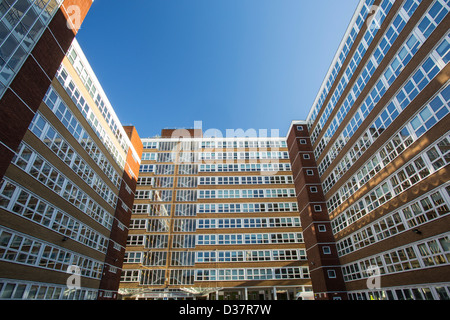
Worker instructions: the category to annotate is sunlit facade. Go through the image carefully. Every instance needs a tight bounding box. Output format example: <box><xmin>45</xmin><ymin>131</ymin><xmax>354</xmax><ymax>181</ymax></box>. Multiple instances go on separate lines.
<box><xmin>288</xmin><ymin>0</ymin><xmax>450</xmax><ymax>300</ymax></box>
<box><xmin>119</xmin><ymin>129</ymin><xmax>313</xmax><ymax>300</ymax></box>
<box><xmin>0</xmin><ymin>37</ymin><xmax>142</xmax><ymax>300</ymax></box>
<box><xmin>0</xmin><ymin>0</ymin><xmax>449</xmax><ymax>302</ymax></box>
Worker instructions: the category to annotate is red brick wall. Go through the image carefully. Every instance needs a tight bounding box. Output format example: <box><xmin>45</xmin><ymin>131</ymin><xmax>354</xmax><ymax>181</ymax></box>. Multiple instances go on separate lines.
<box><xmin>97</xmin><ymin>126</ymin><xmax>143</xmax><ymax>300</ymax></box>
<box><xmin>287</xmin><ymin>124</ymin><xmax>347</xmax><ymax>300</ymax></box>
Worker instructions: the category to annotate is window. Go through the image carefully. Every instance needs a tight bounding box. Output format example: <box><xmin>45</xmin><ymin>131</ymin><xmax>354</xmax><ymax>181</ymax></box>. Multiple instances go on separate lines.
<box><xmin>0</xmin><ymin>0</ymin><xmax>62</xmax><ymax>96</ymax></box>
<box><xmin>159</xmin><ymin>142</ymin><xmax>178</xmax><ymax>151</ymax></box>
<box><xmin>178</xmin><ymin>164</ymin><xmax>198</xmax><ymax>175</ymax></box>
<box><xmin>198</xmin><ymin>175</ymin><xmax>294</xmax><ymax>185</ymax></box>
<box><xmin>176</xmin><ymin>190</ymin><xmax>197</xmax><ymax>202</ymax></box>
<box><xmin>328</xmin><ymin>141</ymin><xmax>444</xmax><ymax>221</ymax></box>
<box><xmin>341</xmin><ymin>234</ymin><xmax>450</xmax><ymax>282</ymax></box>
<box><xmin>173</xmin><ymin>219</ymin><xmax>196</xmax><ymax>232</ymax></box>
<box><xmin>133</xmin><ymin>204</ymin><xmax>150</xmax><ymax>214</ymax></box>
<box><xmin>127</xmin><ymin>235</ymin><xmax>146</xmax><ymax>246</ymax></box>
<box><xmin>139</xmin><ymin>164</ymin><xmax>154</xmax><ymax>173</ymax></box>
<box><xmin>137</xmin><ymin>177</ymin><xmax>153</xmax><ymax>186</ymax></box>
<box><xmin>148</xmin><ymin>204</ymin><xmax>171</xmax><ymax>216</ymax></box>
<box><xmin>170</xmin><ymin>269</ymin><xmax>195</xmax><ymax>284</ymax></box>
<box><xmin>179</xmin><ymin>152</ymin><xmax>197</xmax><ymax>163</ymax></box>
<box><xmin>198</xmin><ymin>217</ymin><xmax>300</xmax><ymax>229</ymax></box>
<box><xmin>323</xmin><ymin>246</ymin><xmax>331</xmax><ymax>254</ymax></box>
<box><xmin>306</xmin><ymin>170</ymin><xmax>314</xmax><ymax>176</ymax></box>
<box><xmin>195</xmin><ymin>267</ymin><xmax>307</xmax><ymax>281</ymax></box>
<box><xmin>0</xmin><ymin>179</ymin><xmax>109</xmax><ymax>254</ymax></box>
<box><xmin>140</xmin><ymin>269</ymin><xmax>166</xmax><ymax>285</ymax></box>
<box><xmin>314</xmin><ymin>205</ymin><xmax>322</xmax><ymax>212</ymax></box>
<box><xmin>327</xmin><ymin>270</ymin><xmax>337</xmax><ymax>278</ymax></box>
<box><xmin>218</xmin><ymin>176</ymin><xmax>240</xmax><ymax>185</ymax></box>
<box><xmin>174</xmin><ymin>204</ymin><xmax>196</xmax><ymax>216</ymax></box>
<box><xmin>142</xmin><ymin>153</ymin><xmax>157</xmax><ymax>161</ymax></box>
<box><xmin>124</xmin><ymin>252</ymin><xmax>143</xmax><ymax>263</ymax></box>
<box><xmin>145</xmin><ymin>251</ymin><xmax>167</xmax><ymax>266</ymax></box>
<box><xmin>198</xmin><ymin>188</ymin><xmax>295</xmax><ymax>199</ymax></box>
<box><xmin>197</xmin><ymin>202</ymin><xmax>298</xmax><ymax>214</ymax></box>
<box><xmin>147</xmin><ymin>219</ymin><xmax>170</xmax><ymax>232</ymax></box>
<box><xmin>157</xmin><ymin>152</ymin><xmax>176</xmax><ymax>163</ymax></box>
<box><xmin>11</xmin><ymin>144</ymin><xmax>114</xmax><ymax>230</ymax></box>
<box><xmin>147</xmin><ymin>235</ymin><xmax>168</xmax><ymax>249</ymax></box>
<box><xmin>297</xmin><ymin>126</ymin><xmax>304</xmax><ymax>131</ymax></box>
<box><xmin>315</xmin><ymin>19</ymin><xmax>450</xmax><ymax>174</ymax></box>
<box><xmin>0</xmin><ymin>227</ymin><xmax>103</xmax><ymax>279</ymax></box>
<box><xmin>28</xmin><ymin>113</ymin><xmax>120</xmax><ymax>203</ymax></box>
<box><xmin>318</xmin><ymin>225</ymin><xmax>327</xmax><ymax>232</ymax></box>
<box><xmin>303</xmin><ymin>154</ymin><xmax>311</xmax><ymax>159</ymax></box>
<box><xmin>120</xmin><ymin>270</ymin><xmax>140</xmax><ymax>282</ymax></box>
<box><xmin>300</xmin><ymin>139</ymin><xmax>307</xmax><ymax>144</ymax></box>
<box><xmin>153</xmin><ymin>190</ymin><xmax>172</xmax><ymax>202</ymax></box>
<box><xmin>154</xmin><ymin>177</ymin><xmax>174</xmax><ymax>188</ymax></box>
<box><xmin>129</xmin><ymin>219</ymin><xmax>146</xmax><ymax>229</ymax></box>
<box><xmin>326</xmin><ymin>91</ymin><xmax>449</xmax><ymax>204</ymax></box>
<box><xmin>155</xmin><ymin>165</ymin><xmax>174</xmax><ymax>175</ymax></box>
<box><xmin>172</xmin><ymin>234</ymin><xmax>195</xmax><ymax>248</ymax></box>
<box><xmin>177</xmin><ymin>177</ymin><xmax>197</xmax><ymax>188</ymax></box>
<box><xmin>196</xmin><ymin>232</ymin><xmax>303</xmax><ymax>245</ymax></box>
<box><xmin>143</xmin><ymin>141</ymin><xmax>158</xmax><ymax>149</ymax></box>
<box><xmin>52</xmin><ymin>71</ymin><xmax>128</xmax><ymax>168</ymax></box>
<box><xmin>135</xmin><ymin>190</ymin><xmax>151</xmax><ymax>199</ymax></box>
<box><xmin>310</xmin><ymin>186</ymin><xmax>318</xmax><ymax>193</ymax></box>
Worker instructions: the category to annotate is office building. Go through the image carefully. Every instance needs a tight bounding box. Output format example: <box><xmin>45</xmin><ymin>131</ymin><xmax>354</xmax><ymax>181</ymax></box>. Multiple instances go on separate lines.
<box><xmin>287</xmin><ymin>0</ymin><xmax>449</xmax><ymax>300</ymax></box>
<box><xmin>0</xmin><ymin>36</ymin><xmax>143</xmax><ymax>300</ymax></box>
<box><xmin>119</xmin><ymin>129</ymin><xmax>313</xmax><ymax>300</ymax></box>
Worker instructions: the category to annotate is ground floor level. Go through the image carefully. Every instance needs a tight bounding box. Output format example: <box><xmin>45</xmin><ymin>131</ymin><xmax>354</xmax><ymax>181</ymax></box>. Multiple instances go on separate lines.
<box><xmin>120</xmin><ymin>285</ymin><xmax>314</xmax><ymax>300</ymax></box>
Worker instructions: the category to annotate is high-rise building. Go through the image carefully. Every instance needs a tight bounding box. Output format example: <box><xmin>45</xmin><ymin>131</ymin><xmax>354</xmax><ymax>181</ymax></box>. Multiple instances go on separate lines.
<box><xmin>287</xmin><ymin>0</ymin><xmax>450</xmax><ymax>300</ymax></box>
<box><xmin>0</xmin><ymin>37</ymin><xmax>143</xmax><ymax>300</ymax></box>
<box><xmin>119</xmin><ymin>129</ymin><xmax>313</xmax><ymax>300</ymax></box>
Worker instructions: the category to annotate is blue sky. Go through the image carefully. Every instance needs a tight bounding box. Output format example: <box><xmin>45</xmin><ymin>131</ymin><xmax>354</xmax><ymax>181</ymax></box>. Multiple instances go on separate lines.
<box><xmin>76</xmin><ymin>0</ymin><xmax>360</xmax><ymax>138</ymax></box>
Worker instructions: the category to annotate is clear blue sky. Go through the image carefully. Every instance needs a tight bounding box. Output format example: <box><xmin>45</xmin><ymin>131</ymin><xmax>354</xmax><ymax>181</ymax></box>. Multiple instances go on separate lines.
<box><xmin>76</xmin><ymin>0</ymin><xmax>360</xmax><ymax>138</ymax></box>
